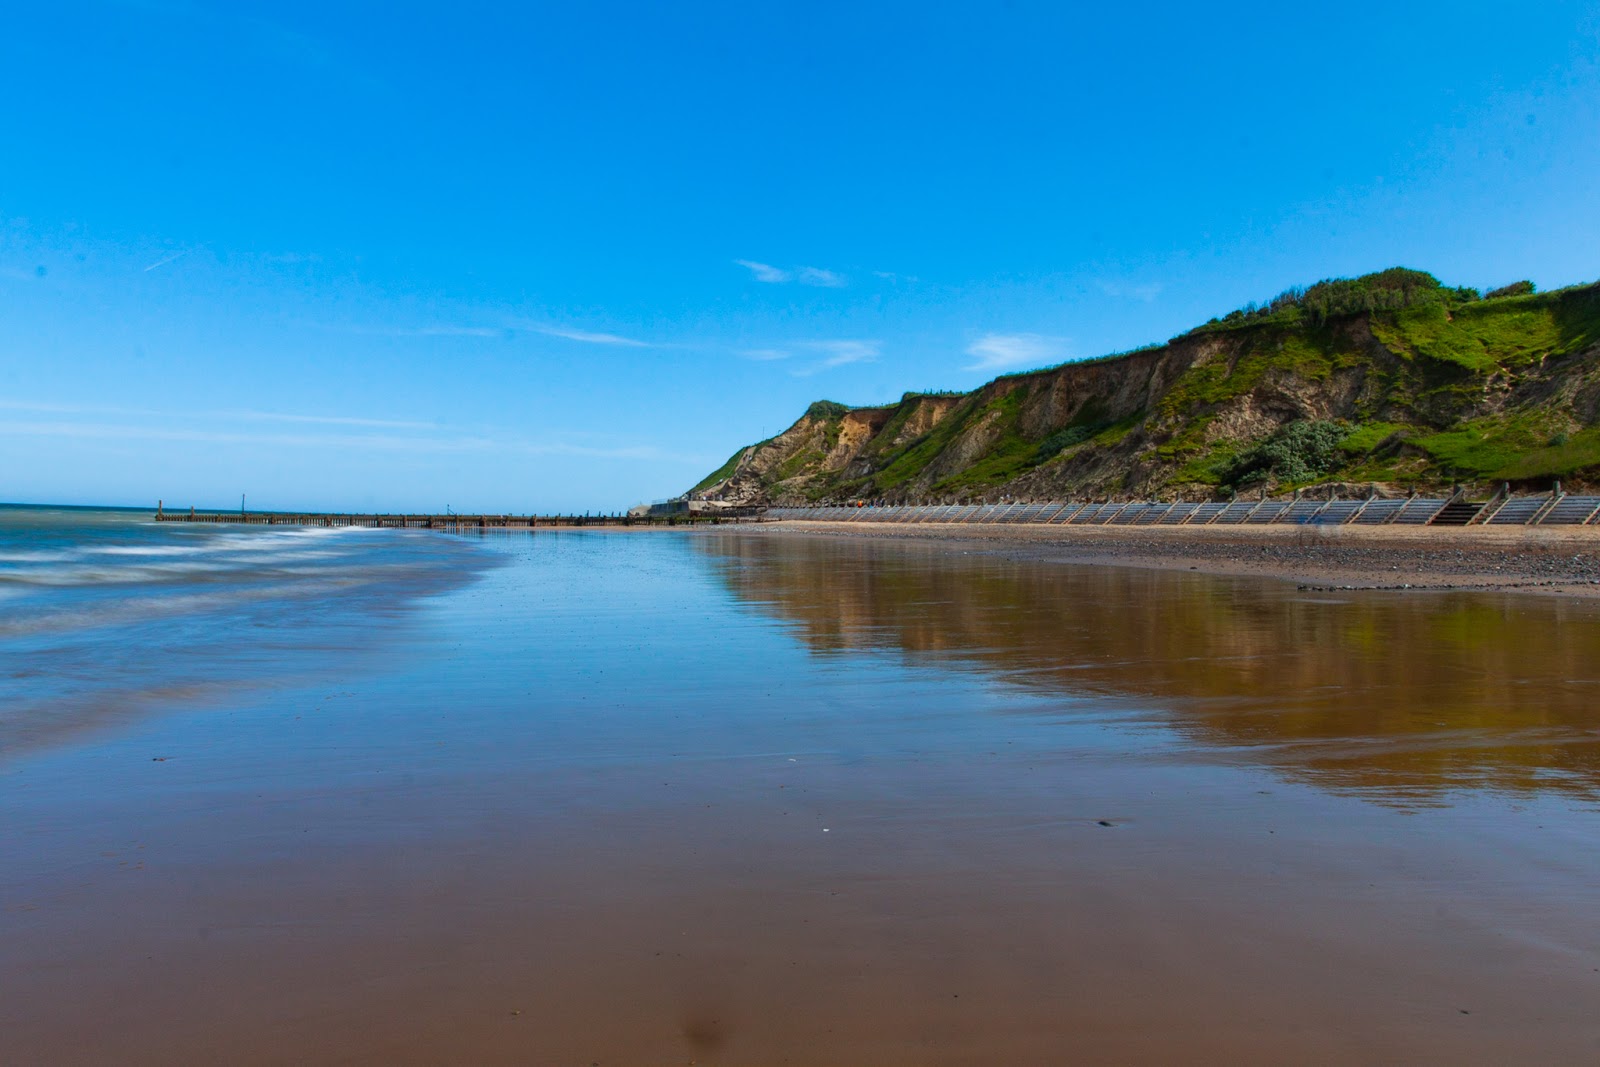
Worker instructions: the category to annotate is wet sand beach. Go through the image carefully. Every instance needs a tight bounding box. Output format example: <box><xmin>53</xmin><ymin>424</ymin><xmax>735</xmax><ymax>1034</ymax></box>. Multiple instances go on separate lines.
<box><xmin>761</xmin><ymin>519</ymin><xmax>1600</xmax><ymax>596</ymax></box>
<box><xmin>5</xmin><ymin>522</ymin><xmax>1600</xmax><ymax>1064</ymax></box>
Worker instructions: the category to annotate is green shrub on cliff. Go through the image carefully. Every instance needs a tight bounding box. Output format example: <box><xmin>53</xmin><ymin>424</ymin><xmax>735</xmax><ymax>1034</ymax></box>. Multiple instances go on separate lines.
<box><xmin>1220</xmin><ymin>420</ymin><xmax>1349</xmax><ymax>488</ymax></box>
<box><xmin>804</xmin><ymin>400</ymin><xmax>850</xmax><ymax>420</ymax></box>
<box><xmin>1195</xmin><ymin>267</ymin><xmax>1483</xmax><ymax>333</ymax></box>
<box><xmin>1034</xmin><ymin>423</ymin><xmax>1099</xmax><ymax>462</ymax></box>
<box><xmin>1485</xmin><ymin>280</ymin><xmax>1536</xmax><ymax>299</ymax></box>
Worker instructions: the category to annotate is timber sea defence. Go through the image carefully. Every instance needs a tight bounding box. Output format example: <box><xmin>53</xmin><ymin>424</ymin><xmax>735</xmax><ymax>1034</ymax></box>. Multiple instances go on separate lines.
<box><xmin>768</xmin><ymin>489</ymin><xmax>1600</xmax><ymax>528</ymax></box>
<box><xmin>152</xmin><ymin>489</ymin><xmax>1600</xmax><ymax>531</ymax></box>
<box><xmin>152</xmin><ymin>507</ymin><xmax>764</xmax><ymax>529</ymax></box>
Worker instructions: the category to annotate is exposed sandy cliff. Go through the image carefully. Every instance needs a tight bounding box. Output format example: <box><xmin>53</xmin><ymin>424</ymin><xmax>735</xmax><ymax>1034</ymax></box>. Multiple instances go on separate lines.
<box><xmin>690</xmin><ymin>270</ymin><xmax>1600</xmax><ymax>505</ymax></box>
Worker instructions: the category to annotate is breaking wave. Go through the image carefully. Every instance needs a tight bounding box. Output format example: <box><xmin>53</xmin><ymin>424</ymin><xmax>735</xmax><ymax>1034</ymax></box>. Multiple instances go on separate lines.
<box><xmin>0</xmin><ymin>507</ymin><xmax>494</xmax><ymax>757</ymax></box>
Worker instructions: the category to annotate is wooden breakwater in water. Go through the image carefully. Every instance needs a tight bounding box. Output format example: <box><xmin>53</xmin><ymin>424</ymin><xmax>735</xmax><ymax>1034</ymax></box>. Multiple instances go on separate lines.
<box><xmin>152</xmin><ymin>508</ymin><xmax>765</xmax><ymax>529</ymax></box>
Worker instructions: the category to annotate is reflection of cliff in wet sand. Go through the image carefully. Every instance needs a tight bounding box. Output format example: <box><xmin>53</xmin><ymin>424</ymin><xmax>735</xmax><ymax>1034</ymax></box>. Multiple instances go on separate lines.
<box><xmin>696</xmin><ymin>531</ymin><xmax>1600</xmax><ymax>804</ymax></box>
<box><xmin>758</xmin><ymin>519</ymin><xmax>1600</xmax><ymax>594</ymax></box>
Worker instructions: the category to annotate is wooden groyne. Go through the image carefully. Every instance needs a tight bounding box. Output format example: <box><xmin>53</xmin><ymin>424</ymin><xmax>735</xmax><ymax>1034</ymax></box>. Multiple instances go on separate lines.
<box><xmin>153</xmin><ymin>507</ymin><xmax>765</xmax><ymax>529</ymax></box>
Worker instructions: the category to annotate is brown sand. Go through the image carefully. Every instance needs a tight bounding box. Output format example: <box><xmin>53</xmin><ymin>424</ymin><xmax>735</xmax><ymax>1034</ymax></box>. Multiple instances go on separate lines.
<box><xmin>758</xmin><ymin>519</ymin><xmax>1600</xmax><ymax>596</ymax></box>
<box><xmin>5</xmin><ymin>531</ymin><xmax>1600</xmax><ymax>1065</ymax></box>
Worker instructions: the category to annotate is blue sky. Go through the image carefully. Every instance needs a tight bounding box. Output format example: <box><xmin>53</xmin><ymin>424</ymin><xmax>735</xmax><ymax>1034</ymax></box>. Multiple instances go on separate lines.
<box><xmin>3</xmin><ymin>1</ymin><xmax>1597</xmax><ymax>512</ymax></box>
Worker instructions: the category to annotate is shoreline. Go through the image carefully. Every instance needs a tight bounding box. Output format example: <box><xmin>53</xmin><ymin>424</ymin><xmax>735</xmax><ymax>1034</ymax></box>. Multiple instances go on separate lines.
<box><xmin>750</xmin><ymin>520</ymin><xmax>1600</xmax><ymax>597</ymax></box>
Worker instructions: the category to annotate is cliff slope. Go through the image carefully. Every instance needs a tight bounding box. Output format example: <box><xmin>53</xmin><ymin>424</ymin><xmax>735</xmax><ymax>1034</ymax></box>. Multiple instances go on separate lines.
<box><xmin>690</xmin><ymin>270</ymin><xmax>1600</xmax><ymax>504</ymax></box>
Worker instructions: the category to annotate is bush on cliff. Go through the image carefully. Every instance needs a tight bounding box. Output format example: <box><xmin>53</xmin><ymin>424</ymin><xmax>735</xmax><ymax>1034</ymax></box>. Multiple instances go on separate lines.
<box><xmin>1221</xmin><ymin>420</ymin><xmax>1349</xmax><ymax>488</ymax></box>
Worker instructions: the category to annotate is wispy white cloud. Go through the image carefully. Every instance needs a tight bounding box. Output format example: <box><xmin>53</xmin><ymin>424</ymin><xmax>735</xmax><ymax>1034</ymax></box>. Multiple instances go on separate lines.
<box><xmin>1100</xmin><ymin>281</ymin><xmax>1163</xmax><ymax>302</ymax></box>
<box><xmin>964</xmin><ymin>333</ymin><xmax>1070</xmax><ymax>372</ymax></box>
<box><xmin>736</xmin><ymin>259</ymin><xmax>792</xmax><ymax>283</ymax></box>
<box><xmin>261</xmin><ymin>251</ymin><xmax>323</xmax><ymax>265</ymax></box>
<box><xmin>0</xmin><ymin>399</ymin><xmax>117</xmax><ymax>416</ymax></box>
<box><xmin>411</xmin><ymin>325</ymin><xmax>507</xmax><ymax>338</ymax></box>
<box><xmin>739</xmin><ymin>348</ymin><xmax>792</xmax><ymax>361</ymax></box>
<box><xmin>796</xmin><ymin>266</ymin><xmax>846</xmax><ymax>288</ymax></box>
<box><xmin>337</xmin><ymin>323</ymin><xmax>506</xmax><ymax>339</ymax></box>
<box><xmin>0</xmin><ymin>396</ymin><xmax>710</xmax><ymax>465</ymax></box>
<box><xmin>329</xmin><ymin>319</ymin><xmax>655</xmax><ymax>346</ymax></box>
<box><xmin>228</xmin><ymin>409</ymin><xmax>438</xmax><ymax>430</ymax></box>
<box><xmin>0</xmin><ymin>417</ymin><xmax>709</xmax><ymax>465</ymax></box>
<box><xmin>737</xmin><ymin>259</ymin><xmax>848</xmax><ymax>287</ymax></box>
<box><xmin>0</xmin><ymin>419</ymin><xmax>493</xmax><ymax>454</ymax></box>
<box><xmin>143</xmin><ymin>250</ymin><xmax>189</xmax><ymax>272</ymax></box>
<box><xmin>524</xmin><ymin>323</ymin><xmax>654</xmax><ymax>347</ymax></box>
<box><xmin>0</xmin><ymin>398</ymin><xmax>436</xmax><ymax>431</ymax></box>
<box><xmin>789</xmin><ymin>339</ymin><xmax>880</xmax><ymax>376</ymax></box>
<box><xmin>811</xmin><ymin>340</ymin><xmax>878</xmax><ymax>367</ymax></box>
<box><xmin>503</xmin><ymin>441</ymin><xmax>710</xmax><ymax>464</ymax></box>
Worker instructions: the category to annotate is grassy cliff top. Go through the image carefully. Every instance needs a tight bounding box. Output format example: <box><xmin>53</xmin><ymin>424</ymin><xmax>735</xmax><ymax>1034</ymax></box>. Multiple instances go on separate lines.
<box><xmin>691</xmin><ymin>268</ymin><xmax>1600</xmax><ymax>504</ymax></box>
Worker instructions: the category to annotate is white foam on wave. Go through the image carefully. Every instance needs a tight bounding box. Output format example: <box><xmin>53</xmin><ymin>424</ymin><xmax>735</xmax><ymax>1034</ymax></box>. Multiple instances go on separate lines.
<box><xmin>1</xmin><ymin>515</ymin><xmax>487</xmax><ymax>642</ymax></box>
<box><xmin>0</xmin><ymin>567</ymin><xmax>404</xmax><ymax>638</ymax></box>
<box><xmin>0</xmin><ymin>548</ymin><xmax>79</xmax><ymax>563</ymax></box>
<box><xmin>0</xmin><ymin>587</ymin><xmax>250</xmax><ymax>638</ymax></box>
<box><xmin>3</xmin><ymin>535</ymin><xmax>406</xmax><ymax>589</ymax></box>
<box><xmin>89</xmin><ymin>544</ymin><xmax>210</xmax><ymax>558</ymax></box>
<box><xmin>218</xmin><ymin>547</ymin><xmax>351</xmax><ymax>562</ymax></box>
<box><xmin>0</xmin><ymin>558</ymin><xmax>258</xmax><ymax>587</ymax></box>
<box><xmin>194</xmin><ymin>526</ymin><xmax>373</xmax><ymax>553</ymax></box>
<box><xmin>45</xmin><ymin>528</ymin><xmax>380</xmax><ymax>571</ymax></box>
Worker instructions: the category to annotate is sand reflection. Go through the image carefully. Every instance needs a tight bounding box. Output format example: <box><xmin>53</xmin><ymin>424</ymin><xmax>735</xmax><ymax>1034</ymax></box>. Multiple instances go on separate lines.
<box><xmin>696</xmin><ymin>532</ymin><xmax>1600</xmax><ymax>803</ymax></box>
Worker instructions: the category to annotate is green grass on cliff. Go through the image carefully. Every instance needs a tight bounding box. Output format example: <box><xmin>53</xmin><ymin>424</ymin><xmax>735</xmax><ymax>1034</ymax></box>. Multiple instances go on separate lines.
<box><xmin>1338</xmin><ymin>421</ymin><xmax>1409</xmax><ymax>454</ymax></box>
<box><xmin>692</xmin><ymin>270</ymin><xmax>1600</xmax><ymax>501</ymax></box>
<box><xmin>1414</xmin><ymin>413</ymin><xmax>1598</xmax><ymax>481</ymax></box>
<box><xmin>1372</xmin><ymin>299</ymin><xmax>1562</xmax><ymax>372</ymax></box>
<box><xmin>1158</xmin><ymin>328</ymin><xmax>1345</xmax><ymax>418</ymax></box>
<box><xmin>1157</xmin><ymin>283</ymin><xmax>1600</xmax><ymax>489</ymax></box>
<box><xmin>1367</xmin><ymin>284</ymin><xmax>1600</xmax><ymax>374</ymax></box>
<box><xmin>921</xmin><ymin>392</ymin><xmax>1126</xmax><ymax>494</ymax></box>
<box><xmin>1496</xmin><ymin>427</ymin><xmax>1600</xmax><ymax>481</ymax></box>
<box><xmin>773</xmin><ymin>446</ymin><xmax>827</xmax><ymax>482</ymax></box>
<box><xmin>690</xmin><ymin>446</ymin><xmax>750</xmax><ymax>494</ymax></box>
<box><xmin>872</xmin><ymin>406</ymin><xmax>978</xmax><ymax>490</ymax></box>
<box><xmin>870</xmin><ymin>391</ymin><xmax>1021</xmax><ymax>491</ymax></box>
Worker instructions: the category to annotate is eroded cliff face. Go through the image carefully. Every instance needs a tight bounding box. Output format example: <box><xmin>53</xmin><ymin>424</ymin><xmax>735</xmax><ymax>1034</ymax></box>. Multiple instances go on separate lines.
<box><xmin>690</xmin><ymin>278</ymin><xmax>1600</xmax><ymax>505</ymax></box>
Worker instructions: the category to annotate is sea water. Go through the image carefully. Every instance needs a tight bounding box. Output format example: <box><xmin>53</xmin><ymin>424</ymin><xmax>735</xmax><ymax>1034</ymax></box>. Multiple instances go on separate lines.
<box><xmin>0</xmin><ymin>504</ymin><xmax>490</xmax><ymax>758</ymax></box>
